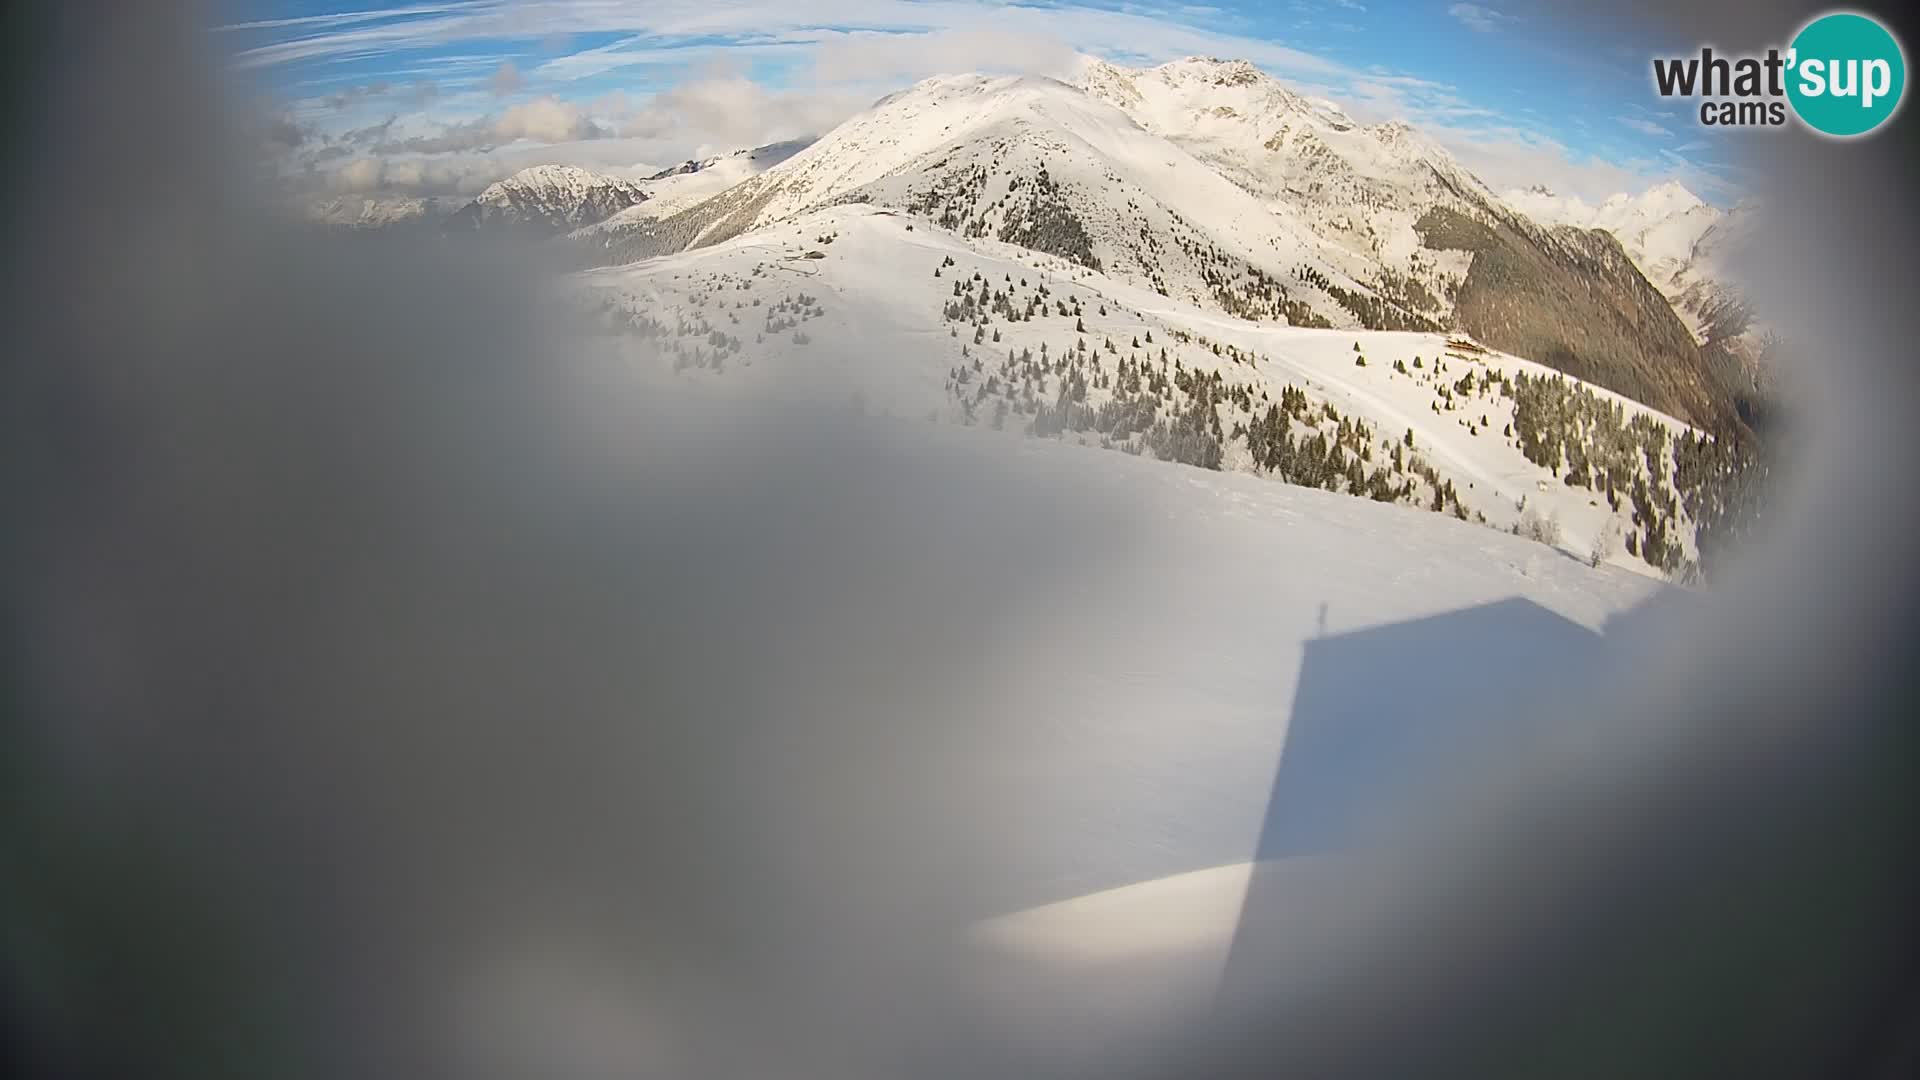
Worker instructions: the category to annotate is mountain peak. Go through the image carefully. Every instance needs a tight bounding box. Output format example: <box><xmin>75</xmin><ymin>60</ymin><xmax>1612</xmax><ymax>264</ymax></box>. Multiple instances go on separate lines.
<box><xmin>1643</xmin><ymin>179</ymin><xmax>1705</xmax><ymax>209</ymax></box>
<box><xmin>455</xmin><ymin>164</ymin><xmax>651</xmax><ymax>233</ymax></box>
<box><xmin>644</xmin><ymin>157</ymin><xmax>719</xmax><ymax>182</ymax></box>
<box><xmin>1156</xmin><ymin>56</ymin><xmax>1267</xmax><ymax>87</ymax></box>
<box><xmin>493</xmin><ymin>163</ymin><xmax>602</xmax><ymax>186</ymax></box>
<box><xmin>478</xmin><ymin>164</ymin><xmax>641</xmax><ymax>201</ymax></box>
<box><xmin>573</xmin><ymin>58</ymin><xmax>1743</xmax><ymax>431</ymax></box>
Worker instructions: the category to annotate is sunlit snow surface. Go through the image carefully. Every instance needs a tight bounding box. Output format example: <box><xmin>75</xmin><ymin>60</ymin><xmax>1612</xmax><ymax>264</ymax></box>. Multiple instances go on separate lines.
<box><xmin>549</xmin><ymin>341</ymin><xmax>1665</xmax><ymax>1058</ymax></box>
<box><xmin>581</xmin><ymin>203</ymin><xmax>1700</xmax><ymax>574</ymax></box>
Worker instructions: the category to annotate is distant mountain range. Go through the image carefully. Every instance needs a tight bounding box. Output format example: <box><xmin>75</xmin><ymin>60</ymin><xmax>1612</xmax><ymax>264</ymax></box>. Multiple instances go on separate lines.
<box><xmin>303</xmin><ymin>141</ymin><xmax>812</xmax><ymax>235</ymax></box>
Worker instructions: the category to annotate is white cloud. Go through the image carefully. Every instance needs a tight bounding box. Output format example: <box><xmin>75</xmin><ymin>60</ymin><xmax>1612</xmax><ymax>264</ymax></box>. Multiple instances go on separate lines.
<box><xmin>215</xmin><ymin>3</ymin><xmax>462</xmax><ymax>35</ymax></box>
<box><xmin>1418</xmin><ymin>116</ymin><xmax>1741</xmax><ymax>204</ymax></box>
<box><xmin>331</xmin><ymin>156</ymin><xmax>387</xmax><ymax>192</ymax></box>
<box><xmin>1342</xmin><ymin>72</ymin><xmax>1502</xmax><ymax>125</ymax></box>
<box><xmin>246</xmin><ymin>110</ymin><xmax>311</xmax><ymax>157</ymax></box>
<box><xmin>487</xmin><ymin>61</ymin><xmax>524</xmax><ymax>96</ymax></box>
<box><xmin>810</xmin><ymin>29</ymin><xmax>1081</xmax><ymax>83</ymax></box>
<box><xmin>1617</xmin><ymin>115</ymin><xmax>1673</xmax><ymax>138</ymax></box>
<box><xmin>322</xmin><ymin>81</ymin><xmax>391</xmax><ymax>110</ymax></box>
<box><xmin>241</xmin><ymin>1</ymin><xmax>1383</xmax><ymax>172</ymax></box>
<box><xmin>317</xmin><ymin>148</ymin><xmax>579</xmax><ymax>197</ymax></box>
<box><xmin>1447</xmin><ymin>4</ymin><xmax>1514</xmax><ymax>33</ymax></box>
<box><xmin>349</xmin><ymin>96</ymin><xmax>607</xmax><ymax>158</ymax></box>
<box><xmin>249</xmin><ymin>0</ymin><xmax>1735</xmax><ymax>206</ymax></box>
<box><xmin>610</xmin><ymin>68</ymin><xmax>861</xmax><ymax>158</ymax></box>
<box><xmin>530</xmin><ymin>36</ymin><xmax>818</xmax><ymax>83</ymax></box>
<box><xmin>231</xmin><ymin>10</ymin><xmax>476</xmax><ymax>69</ymax></box>
<box><xmin>233</xmin><ymin>1</ymin><xmax>1357</xmax><ymax>90</ymax></box>
<box><xmin>495</xmin><ymin>96</ymin><xmax>600</xmax><ymax>142</ymax></box>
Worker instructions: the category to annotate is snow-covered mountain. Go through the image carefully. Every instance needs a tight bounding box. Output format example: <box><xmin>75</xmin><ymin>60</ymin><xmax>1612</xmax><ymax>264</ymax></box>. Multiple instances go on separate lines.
<box><xmin>288</xmin><ymin>60</ymin><xmax>1753</xmax><ymax>433</ymax></box>
<box><xmin>1502</xmin><ymin>181</ymin><xmax>1720</xmax><ymax>296</ymax></box>
<box><xmin>589</xmin><ymin>70</ymin><xmax>1354</xmax><ymax>317</ymax></box>
<box><xmin>1074</xmin><ymin>56</ymin><xmax>1490</xmax><ymax>314</ymax></box>
<box><xmin>1505</xmin><ymin>182</ymin><xmax>1770</xmax><ymax>405</ymax></box>
<box><xmin>590</xmin><ymin>64</ymin><xmax>1473</xmax><ymax>333</ymax></box>
<box><xmin>444</xmin><ymin>164</ymin><xmax>653</xmax><ymax>234</ymax></box>
<box><xmin>1072</xmin><ymin>58</ymin><xmax>1748</xmax><ymax>428</ymax></box>
<box><xmin>1664</xmin><ymin>201</ymin><xmax>1759</xmax><ymax>339</ymax></box>
<box><xmin>581</xmin><ymin>59</ymin><xmax>1737</xmax><ymax>431</ymax></box>
<box><xmin>573</xmin><ymin>139</ymin><xmax>814</xmax><ymax>236</ymax></box>
<box><xmin>1667</xmin><ymin>202</ymin><xmax>1773</xmax><ymax>406</ymax></box>
<box><xmin>574</xmin><ymin>200</ymin><xmax>1748</xmax><ymax>580</ymax></box>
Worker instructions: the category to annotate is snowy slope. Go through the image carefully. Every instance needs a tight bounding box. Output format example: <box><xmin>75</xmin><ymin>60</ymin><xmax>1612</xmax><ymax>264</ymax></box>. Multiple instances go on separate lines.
<box><xmin>574</xmin><ymin>139</ymin><xmax>812</xmax><ymax>234</ymax></box>
<box><xmin>576</xmin><ymin>203</ymin><xmax>1706</xmax><ymax>577</ymax></box>
<box><xmin>1075</xmin><ymin>56</ymin><xmax>1489</xmax><ymax>318</ymax></box>
<box><xmin>421</xmin><ymin>358</ymin><xmax>1667</xmax><ymax>1066</ymax></box>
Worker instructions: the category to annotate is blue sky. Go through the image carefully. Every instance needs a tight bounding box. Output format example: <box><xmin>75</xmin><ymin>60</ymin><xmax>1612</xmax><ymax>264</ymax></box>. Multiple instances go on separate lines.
<box><xmin>219</xmin><ymin>1</ymin><xmax>1742</xmax><ymax>202</ymax></box>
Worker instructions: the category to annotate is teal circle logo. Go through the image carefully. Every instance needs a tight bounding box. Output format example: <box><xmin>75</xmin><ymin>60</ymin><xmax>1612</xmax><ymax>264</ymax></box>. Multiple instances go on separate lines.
<box><xmin>1786</xmin><ymin>12</ymin><xmax>1906</xmax><ymax>137</ymax></box>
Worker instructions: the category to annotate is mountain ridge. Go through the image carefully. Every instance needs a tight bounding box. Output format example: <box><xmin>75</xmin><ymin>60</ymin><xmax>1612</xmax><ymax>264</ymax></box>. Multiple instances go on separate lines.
<box><xmin>1069</xmin><ymin>57</ymin><xmax>1743</xmax><ymax>430</ymax></box>
<box><xmin>305</xmin><ymin>57</ymin><xmax>1755</xmax><ymax>433</ymax></box>
<box><xmin>444</xmin><ymin>163</ymin><xmax>653</xmax><ymax>234</ymax></box>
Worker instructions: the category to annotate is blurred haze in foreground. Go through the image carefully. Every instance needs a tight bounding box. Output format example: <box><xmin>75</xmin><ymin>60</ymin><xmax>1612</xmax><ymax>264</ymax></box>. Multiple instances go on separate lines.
<box><xmin>5</xmin><ymin>3</ymin><xmax>1918</xmax><ymax>1078</ymax></box>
